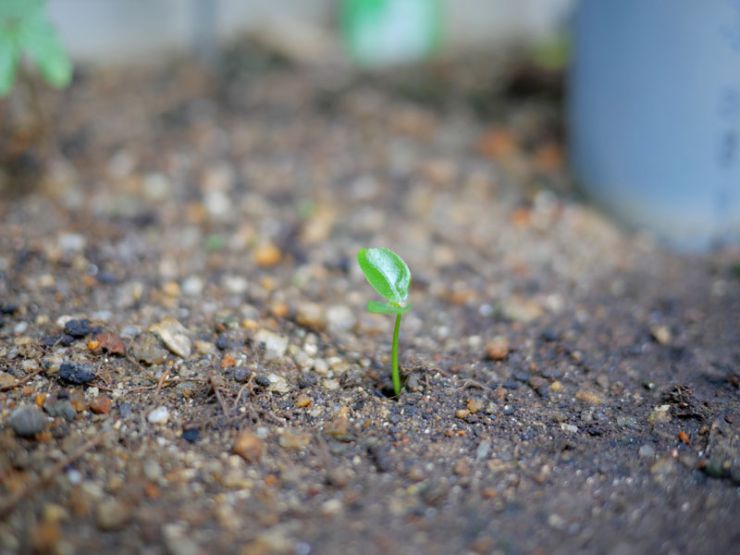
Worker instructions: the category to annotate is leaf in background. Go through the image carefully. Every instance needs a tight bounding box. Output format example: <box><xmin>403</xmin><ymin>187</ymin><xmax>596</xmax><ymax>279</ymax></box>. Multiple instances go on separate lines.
<box><xmin>357</xmin><ymin>247</ymin><xmax>411</xmax><ymax>304</ymax></box>
<box><xmin>0</xmin><ymin>35</ymin><xmax>18</xmax><ymax>96</ymax></box>
<box><xmin>19</xmin><ymin>16</ymin><xmax>72</xmax><ymax>88</ymax></box>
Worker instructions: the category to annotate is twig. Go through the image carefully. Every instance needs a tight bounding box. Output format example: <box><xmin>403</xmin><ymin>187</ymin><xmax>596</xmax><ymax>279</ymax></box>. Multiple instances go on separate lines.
<box><xmin>0</xmin><ymin>433</ymin><xmax>108</xmax><ymax>519</ymax></box>
<box><xmin>0</xmin><ymin>368</ymin><xmax>44</xmax><ymax>392</ymax></box>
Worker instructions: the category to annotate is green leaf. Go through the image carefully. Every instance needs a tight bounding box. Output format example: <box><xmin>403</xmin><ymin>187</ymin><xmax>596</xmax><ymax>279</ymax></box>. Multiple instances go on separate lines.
<box><xmin>0</xmin><ymin>34</ymin><xmax>18</xmax><ymax>96</ymax></box>
<box><xmin>357</xmin><ymin>247</ymin><xmax>411</xmax><ymax>304</ymax></box>
<box><xmin>367</xmin><ymin>300</ymin><xmax>411</xmax><ymax>315</ymax></box>
<box><xmin>19</xmin><ymin>16</ymin><xmax>72</xmax><ymax>88</ymax></box>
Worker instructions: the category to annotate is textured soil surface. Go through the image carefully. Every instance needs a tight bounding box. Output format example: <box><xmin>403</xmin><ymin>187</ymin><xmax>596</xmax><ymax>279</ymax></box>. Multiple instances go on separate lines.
<box><xmin>1</xmin><ymin>47</ymin><xmax>739</xmax><ymax>555</ymax></box>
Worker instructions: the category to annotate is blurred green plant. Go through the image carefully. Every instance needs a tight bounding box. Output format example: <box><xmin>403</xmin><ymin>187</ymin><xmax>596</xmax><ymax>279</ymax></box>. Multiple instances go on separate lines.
<box><xmin>0</xmin><ymin>0</ymin><xmax>71</xmax><ymax>97</ymax></box>
<box><xmin>357</xmin><ymin>247</ymin><xmax>412</xmax><ymax>396</ymax></box>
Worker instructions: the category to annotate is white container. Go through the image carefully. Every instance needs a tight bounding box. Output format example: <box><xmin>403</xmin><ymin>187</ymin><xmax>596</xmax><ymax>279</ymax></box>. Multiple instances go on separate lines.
<box><xmin>569</xmin><ymin>0</ymin><xmax>740</xmax><ymax>250</ymax></box>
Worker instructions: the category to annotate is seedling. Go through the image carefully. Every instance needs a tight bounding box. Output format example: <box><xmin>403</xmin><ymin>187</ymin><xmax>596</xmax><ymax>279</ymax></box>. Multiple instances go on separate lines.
<box><xmin>357</xmin><ymin>247</ymin><xmax>412</xmax><ymax>396</ymax></box>
<box><xmin>0</xmin><ymin>0</ymin><xmax>72</xmax><ymax>97</ymax></box>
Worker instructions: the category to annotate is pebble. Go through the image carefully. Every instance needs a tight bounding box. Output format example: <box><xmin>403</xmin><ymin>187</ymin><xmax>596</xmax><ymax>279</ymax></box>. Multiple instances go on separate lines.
<box><xmin>59</xmin><ymin>362</ymin><xmax>96</xmax><ymax>385</ymax></box>
<box><xmin>326</xmin><ymin>305</ymin><xmax>355</xmax><ymax>333</ymax></box>
<box><xmin>295</xmin><ymin>302</ymin><xmax>326</xmax><ymax>331</ymax></box>
<box><xmin>64</xmin><ymin>319</ymin><xmax>92</xmax><ymax>338</ymax></box>
<box><xmin>164</xmin><ymin>523</ymin><xmax>201</xmax><ymax>555</ymax></box>
<box><xmin>95</xmin><ymin>498</ymin><xmax>131</xmax><ymax>531</ymax></box>
<box><xmin>234</xmin><ymin>367</ymin><xmax>252</xmax><ymax>383</ymax></box>
<box><xmin>639</xmin><ymin>444</ymin><xmax>656</xmax><ymax>458</ymax></box>
<box><xmin>253</xmin><ymin>243</ymin><xmax>282</xmax><ymax>267</ymax></box>
<box><xmin>295</xmin><ymin>393</ymin><xmax>312</xmax><ymax>408</ymax></box>
<box><xmin>58</xmin><ymin>233</ymin><xmax>86</xmax><ymax>252</ymax></box>
<box><xmin>93</xmin><ymin>332</ymin><xmax>126</xmax><ymax>356</ymax></box>
<box><xmin>182</xmin><ymin>428</ymin><xmax>199</xmax><ymax>443</ymax></box>
<box><xmin>233</xmin><ymin>431</ymin><xmax>264</xmax><ymax>462</ymax></box>
<box><xmin>132</xmin><ymin>333</ymin><xmax>168</xmax><ymax>364</ymax></box>
<box><xmin>10</xmin><ymin>405</ymin><xmax>48</xmax><ymax>437</ymax></box>
<box><xmin>89</xmin><ymin>395</ymin><xmax>112</xmax><ymax>415</ymax></box>
<box><xmin>266</xmin><ymin>373</ymin><xmax>290</xmax><ymax>394</ymax></box>
<box><xmin>44</xmin><ymin>397</ymin><xmax>77</xmax><ymax>421</ymax></box>
<box><xmin>222</xmin><ymin>275</ymin><xmax>248</xmax><ymax>295</ymax></box>
<box><xmin>650</xmin><ymin>325</ymin><xmax>672</xmax><ymax>345</ymax></box>
<box><xmin>575</xmin><ymin>389</ymin><xmax>604</xmax><ymax>405</ymax></box>
<box><xmin>466</xmin><ymin>398</ymin><xmax>484</xmax><ymax>414</ymax></box>
<box><xmin>147</xmin><ymin>406</ymin><xmax>170</xmax><ymax>425</ymax></box>
<box><xmin>0</xmin><ymin>371</ymin><xmax>16</xmax><ymax>388</ymax></box>
<box><xmin>476</xmin><ymin>440</ymin><xmax>491</xmax><ymax>461</ymax></box>
<box><xmin>150</xmin><ymin>318</ymin><xmax>192</xmax><ymax>358</ymax></box>
<box><xmin>648</xmin><ymin>405</ymin><xmax>672</xmax><ymax>425</ymax></box>
<box><xmin>182</xmin><ymin>276</ymin><xmax>204</xmax><ymax>296</ymax></box>
<box><xmin>485</xmin><ymin>336</ymin><xmax>510</xmax><ymax>361</ymax></box>
<box><xmin>254</xmin><ymin>329</ymin><xmax>288</xmax><ymax>360</ymax></box>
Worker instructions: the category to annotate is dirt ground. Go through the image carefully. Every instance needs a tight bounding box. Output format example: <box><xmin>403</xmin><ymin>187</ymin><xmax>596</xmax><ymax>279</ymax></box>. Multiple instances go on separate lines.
<box><xmin>1</xmin><ymin>45</ymin><xmax>739</xmax><ymax>555</ymax></box>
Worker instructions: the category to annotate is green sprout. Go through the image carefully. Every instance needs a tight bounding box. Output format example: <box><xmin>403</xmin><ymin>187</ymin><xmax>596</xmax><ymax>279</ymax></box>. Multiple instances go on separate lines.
<box><xmin>0</xmin><ymin>0</ymin><xmax>72</xmax><ymax>97</ymax></box>
<box><xmin>357</xmin><ymin>247</ymin><xmax>412</xmax><ymax>396</ymax></box>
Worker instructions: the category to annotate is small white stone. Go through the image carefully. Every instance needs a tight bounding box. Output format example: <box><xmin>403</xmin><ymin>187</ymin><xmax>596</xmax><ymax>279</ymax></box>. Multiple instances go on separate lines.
<box><xmin>182</xmin><ymin>276</ymin><xmax>204</xmax><ymax>296</ymax></box>
<box><xmin>150</xmin><ymin>318</ymin><xmax>192</xmax><ymax>358</ymax></box>
<box><xmin>254</xmin><ymin>330</ymin><xmax>288</xmax><ymax>360</ymax></box>
<box><xmin>147</xmin><ymin>406</ymin><xmax>170</xmax><ymax>425</ymax></box>
<box><xmin>222</xmin><ymin>275</ymin><xmax>248</xmax><ymax>295</ymax></box>
<box><xmin>58</xmin><ymin>233</ymin><xmax>86</xmax><ymax>252</ymax></box>
<box><xmin>326</xmin><ymin>304</ymin><xmax>355</xmax><ymax>333</ymax></box>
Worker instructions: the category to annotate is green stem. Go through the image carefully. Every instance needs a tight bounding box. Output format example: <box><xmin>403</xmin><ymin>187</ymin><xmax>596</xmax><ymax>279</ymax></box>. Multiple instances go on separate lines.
<box><xmin>391</xmin><ymin>313</ymin><xmax>402</xmax><ymax>396</ymax></box>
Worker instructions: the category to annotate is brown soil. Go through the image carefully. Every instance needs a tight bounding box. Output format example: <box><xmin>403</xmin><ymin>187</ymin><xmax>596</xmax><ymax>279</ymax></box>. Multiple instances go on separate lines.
<box><xmin>1</xmin><ymin>47</ymin><xmax>738</xmax><ymax>555</ymax></box>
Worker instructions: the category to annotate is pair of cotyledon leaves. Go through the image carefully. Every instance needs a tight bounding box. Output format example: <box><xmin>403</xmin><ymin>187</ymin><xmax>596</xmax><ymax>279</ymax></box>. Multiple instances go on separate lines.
<box><xmin>357</xmin><ymin>247</ymin><xmax>412</xmax><ymax>316</ymax></box>
<box><xmin>0</xmin><ymin>0</ymin><xmax>72</xmax><ymax>96</ymax></box>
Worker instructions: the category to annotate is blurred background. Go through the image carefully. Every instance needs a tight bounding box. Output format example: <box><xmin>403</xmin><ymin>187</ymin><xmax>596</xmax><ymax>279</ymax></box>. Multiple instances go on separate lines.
<box><xmin>2</xmin><ymin>0</ymin><xmax>740</xmax><ymax>250</ymax></box>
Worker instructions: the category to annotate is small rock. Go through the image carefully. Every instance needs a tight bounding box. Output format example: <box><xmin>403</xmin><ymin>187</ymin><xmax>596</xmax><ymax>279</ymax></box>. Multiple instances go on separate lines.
<box><xmin>0</xmin><ymin>371</ymin><xmax>16</xmax><ymax>388</ymax></box>
<box><xmin>455</xmin><ymin>409</ymin><xmax>470</xmax><ymax>419</ymax></box>
<box><xmin>222</xmin><ymin>275</ymin><xmax>248</xmax><ymax>295</ymax></box>
<box><xmin>295</xmin><ymin>302</ymin><xmax>326</xmax><ymax>331</ymax></box>
<box><xmin>182</xmin><ymin>428</ymin><xmax>199</xmax><ymax>443</ymax></box>
<box><xmin>253</xmin><ymin>243</ymin><xmax>282</xmax><ymax>268</ymax></box>
<box><xmin>150</xmin><ymin>318</ymin><xmax>192</xmax><ymax>358</ymax></box>
<box><xmin>94</xmin><ymin>332</ymin><xmax>126</xmax><ymax>356</ymax></box>
<box><xmin>95</xmin><ymin>498</ymin><xmax>131</xmax><ymax>531</ymax></box>
<box><xmin>147</xmin><ymin>406</ymin><xmax>170</xmax><ymax>425</ymax></box>
<box><xmin>279</xmin><ymin>431</ymin><xmax>311</xmax><ymax>450</ymax></box>
<box><xmin>182</xmin><ymin>276</ymin><xmax>204</xmax><ymax>296</ymax></box>
<box><xmin>266</xmin><ymin>373</ymin><xmax>290</xmax><ymax>394</ymax></box>
<box><xmin>254</xmin><ymin>375</ymin><xmax>271</xmax><ymax>387</ymax></box>
<box><xmin>476</xmin><ymin>440</ymin><xmax>491</xmax><ymax>461</ymax></box>
<box><xmin>575</xmin><ymin>389</ymin><xmax>604</xmax><ymax>405</ymax></box>
<box><xmin>164</xmin><ymin>523</ymin><xmax>200</xmax><ymax>555</ymax></box>
<box><xmin>44</xmin><ymin>397</ymin><xmax>77</xmax><ymax>421</ymax></box>
<box><xmin>132</xmin><ymin>333</ymin><xmax>168</xmax><ymax>365</ymax></box>
<box><xmin>89</xmin><ymin>396</ymin><xmax>112</xmax><ymax>415</ymax></box>
<box><xmin>326</xmin><ymin>305</ymin><xmax>355</xmax><ymax>333</ymax></box>
<box><xmin>59</xmin><ymin>362</ymin><xmax>96</xmax><ymax>385</ymax></box>
<box><xmin>648</xmin><ymin>405</ymin><xmax>672</xmax><ymax>425</ymax></box>
<box><xmin>650</xmin><ymin>325</ymin><xmax>672</xmax><ymax>345</ymax></box>
<box><xmin>58</xmin><ymin>233</ymin><xmax>86</xmax><ymax>252</ymax></box>
<box><xmin>233</xmin><ymin>431</ymin><xmax>264</xmax><ymax>462</ymax></box>
<box><xmin>367</xmin><ymin>444</ymin><xmax>392</xmax><ymax>472</ymax></box>
<box><xmin>254</xmin><ymin>329</ymin><xmax>288</xmax><ymax>360</ymax></box>
<box><xmin>10</xmin><ymin>406</ymin><xmax>48</xmax><ymax>437</ymax></box>
<box><xmin>234</xmin><ymin>367</ymin><xmax>252</xmax><ymax>383</ymax></box>
<box><xmin>295</xmin><ymin>393</ymin><xmax>312</xmax><ymax>408</ymax></box>
<box><xmin>639</xmin><ymin>444</ymin><xmax>656</xmax><ymax>458</ymax></box>
<box><xmin>64</xmin><ymin>319</ymin><xmax>91</xmax><ymax>338</ymax></box>
<box><xmin>485</xmin><ymin>336</ymin><xmax>510</xmax><ymax>361</ymax></box>
<box><xmin>325</xmin><ymin>408</ymin><xmax>350</xmax><ymax>440</ymax></box>
<box><xmin>466</xmin><ymin>398</ymin><xmax>484</xmax><ymax>414</ymax></box>
<box><xmin>560</xmin><ymin>423</ymin><xmax>579</xmax><ymax>433</ymax></box>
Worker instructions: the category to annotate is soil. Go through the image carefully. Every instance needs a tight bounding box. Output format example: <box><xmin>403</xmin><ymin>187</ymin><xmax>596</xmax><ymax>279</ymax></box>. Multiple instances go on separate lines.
<box><xmin>1</xmin><ymin>44</ymin><xmax>739</xmax><ymax>555</ymax></box>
